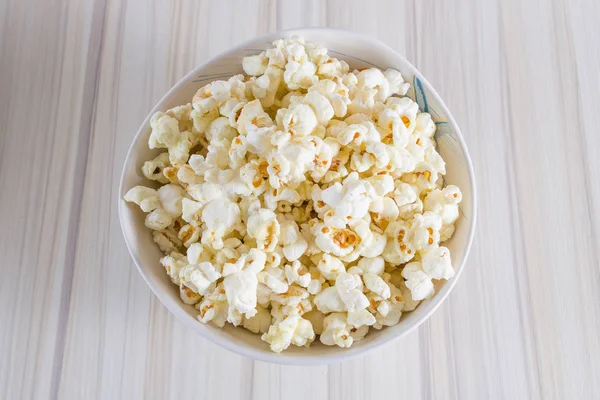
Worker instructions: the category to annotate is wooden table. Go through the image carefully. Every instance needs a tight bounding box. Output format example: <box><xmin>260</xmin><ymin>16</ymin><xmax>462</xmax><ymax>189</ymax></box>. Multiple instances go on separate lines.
<box><xmin>2</xmin><ymin>0</ymin><xmax>599</xmax><ymax>398</ymax></box>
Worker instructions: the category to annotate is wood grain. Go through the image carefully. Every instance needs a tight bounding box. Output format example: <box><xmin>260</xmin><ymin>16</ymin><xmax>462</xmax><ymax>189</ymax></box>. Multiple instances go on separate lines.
<box><xmin>1</xmin><ymin>0</ymin><xmax>599</xmax><ymax>399</ymax></box>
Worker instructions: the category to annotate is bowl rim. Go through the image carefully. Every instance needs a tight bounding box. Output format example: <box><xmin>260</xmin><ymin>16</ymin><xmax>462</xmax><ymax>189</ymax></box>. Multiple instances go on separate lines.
<box><xmin>118</xmin><ymin>27</ymin><xmax>478</xmax><ymax>365</ymax></box>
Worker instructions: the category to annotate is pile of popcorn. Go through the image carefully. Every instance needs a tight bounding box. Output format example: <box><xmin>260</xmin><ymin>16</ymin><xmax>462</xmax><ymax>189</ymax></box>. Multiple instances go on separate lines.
<box><xmin>125</xmin><ymin>37</ymin><xmax>462</xmax><ymax>353</ymax></box>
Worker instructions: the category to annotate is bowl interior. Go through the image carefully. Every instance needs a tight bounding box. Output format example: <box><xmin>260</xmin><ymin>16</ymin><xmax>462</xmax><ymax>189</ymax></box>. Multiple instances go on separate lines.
<box><xmin>119</xmin><ymin>28</ymin><xmax>475</xmax><ymax>364</ymax></box>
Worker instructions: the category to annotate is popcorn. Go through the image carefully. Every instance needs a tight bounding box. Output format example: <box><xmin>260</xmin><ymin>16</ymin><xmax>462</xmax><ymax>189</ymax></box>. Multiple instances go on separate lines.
<box><xmin>192</xmin><ymin>80</ymin><xmax>232</xmax><ymax>114</ymax></box>
<box><xmin>320</xmin><ymin>172</ymin><xmax>375</xmax><ymax>220</ymax></box>
<box><xmin>382</xmin><ymin>220</ymin><xmax>415</xmax><ymax>265</ymax></box>
<box><xmin>261</xmin><ymin>314</ymin><xmax>315</xmax><ymax>353</ymax></box>
<box><xmin>247</xmin><ymin>208</ymin><xmax>280</xmax><ymax>252</ymax></box>
<box><xmin>142</xmin><ymin>153</ymin><xmax>171</xmax><ymax>184</ymax></box>
<box><xmin>242</xmin><ymin>53</ymin><xmax>268</xmax><ymax>76</ymax></box>
<box><xmin>320</xmin><ymin>313</ymin><xmax>353</xmax><ymax>347</ymax></box>
<box><xmin>236</xmin><ymin>99</ymin><xmax>273</xmax><ymax>136</ymax></box>
<box><xmin>179</xmin><ymin>284</ymin><xmax>201</xmax><ymax>305</ymax></box>
<box><xmin>423</xmin><ymin>185</ymin><xmax>462</xmax><ymax>240</ymax></box>
<box><xmin>284</xmin><ymin>260</ymin><xmax>311</xmax><ymax>287</ymax></box>
<box><xmin>317</xmin><ymin>58</ymin><xmax>350</xmax><ymax>79</ymax></box>
<box><xmin>242</xmin><ymin>305</ymin><xmax>271</xmax><ymax>333</ymax></box>
<box><xmin>383</xmin><ymin>68</ymin><xmax>410</xmax><ymax>96</ymax></box>
<box><xmin>420</xmin><ymin>246</ymin><xmax>454</xmax><ymax>280</ymax></box>
<box><xmin>125</xmin><ymin>36</ymin><xmax>462</xmax><ymax>353</ymax></box>
<box><xmin>369</xmin><ymin>196</ymin><xmax>400</xmax><ymax>223</ymax></box>
<box><xmin>179</xmin><ymin>261</ymin><xmax>221</xmax><ymax>295</ymax></box>
<box><xmin>363</xmin><ymin>273</ymin><xmax>391</xmax><ymax>299</ymax></box>
<box><xmin>160</xmin><ymin>252</ymin><xmax>187</xmax><ymax>285</ymax></box>
<box><xmin>158</xmin><ymin>184</ymin><xmax>187</xmax><ymax>218</ymax></box>
<box><xmin>197</xmin><ymin>284</ymin><xmax>229</xmax><ymax>327</ymax></box>
<box><xmin>222</xmin><ymin>249</ymin><xmax>267</xmax><ymax>319</ymax></box>
<box><xmin>303</xmin><ymin>309</ymin><xmax>325</xmax><ymax>334</ymax></box>
<box><xmin>253</xmin><ymin>66</ymin><xmax>284</xmax><ymax>108</ymax></box>
<box><xmin>280</xmin><ymin>103</ymin><xmax>318</xmax><ymax>138</ymax></box>
<box><xmin>280</xmin><ymin>219</ymin><xmax>308</xmax><ymax>262</ymax></box>
<box><xmin>258</xmin><ymin>266</ymin><xmax>289</xmax><ymax>294</ymax></box>
<box><xmin>153</xmin><ymin>229</ymin><xmax>181</xmax><ymax>254</ymax></box>
<box><xmin>178</xmin><ymin>223</ymin><xmax>201</xmax><ymax>247</ymax></box>
<box><xmin>402</xmin><ymin>261</ymin><xmax>435</xmax><ymax>301</ymax></box>
<box><xmin>201</xmin><ymin>199</ymin><xmax>241</xmax><ymax>247</ymax></box>
<box><xmin>145</xmin><ymin>208</ymin><xmax>173</xmax><ymax>230</ymax></box>
<box><xmin>411</xmin><ymin>211</ymin><xmax>442</xmax><ymax>251</ymax></box>
<box><xmin>347</xmin><ymin>309</ymin><xmax>376</xmax><ymax>328</ymax></box>
<box><xmin>124</xmin><ymin>186</ymin><xmax>161</xmax><ymax>213</ymax></box>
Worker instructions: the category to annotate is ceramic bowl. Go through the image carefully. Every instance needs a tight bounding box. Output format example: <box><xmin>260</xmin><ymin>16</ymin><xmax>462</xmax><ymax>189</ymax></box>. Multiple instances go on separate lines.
<box><xmin>119</xmin><ymin>28</ymin><xmax>477</xmax><ymax>365</ymax></box>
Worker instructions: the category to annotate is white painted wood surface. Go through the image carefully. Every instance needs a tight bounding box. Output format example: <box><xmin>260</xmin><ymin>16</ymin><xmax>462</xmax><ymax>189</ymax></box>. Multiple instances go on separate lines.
<box><xmin>1</xmin><ymin>0</ymin><xmax>599</xmax><ymax>398</ymax></box>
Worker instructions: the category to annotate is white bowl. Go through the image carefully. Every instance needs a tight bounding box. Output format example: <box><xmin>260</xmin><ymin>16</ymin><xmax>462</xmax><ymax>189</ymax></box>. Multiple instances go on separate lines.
<box><xmin>119</xmin><ymin>28</ymin><xmax>477</xmax><ymax>365</ymax></box>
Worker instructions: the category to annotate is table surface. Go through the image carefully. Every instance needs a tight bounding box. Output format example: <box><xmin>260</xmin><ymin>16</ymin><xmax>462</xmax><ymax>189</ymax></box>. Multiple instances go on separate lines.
<box><xmin>2</xmin><ymin>0</ymin><xmax>600</xmax><ymax>399</ymax></box>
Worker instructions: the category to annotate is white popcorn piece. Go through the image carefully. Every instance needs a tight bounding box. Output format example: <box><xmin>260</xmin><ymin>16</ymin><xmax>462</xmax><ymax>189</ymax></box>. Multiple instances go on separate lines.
<box><xmin>317</xmin><ymin>57</ymin><xmax>350</xmax><ymax>79</ymax></box>
<box><xmin>160</xmin><ymin>252</ymin><xmax>187</xmax><ymax>285</ymax></box>
<box><xmin>383</xmin><ymin>68</ymin><xmax>410</xmax><ymax>96</ymax></box>
<box><xmin>355</xmin><ymin>256</ymin><xmax>385</xmax><ymax>276</ymax></box>
<box><xmin>280</xmin><ymin>103</ymin><xmax>318</xmax><ymax>138</ymax></box>
<box><xmin>157</xmin><ymin>184</ymin><xmax>187</xmax><ymax>218</ymax></box>
<box><xmin>369</xmin><ymin>196</ymin><xmax>400</xmax><ymax>223</ymax></box>
<box><xmin>192</xmin><ymin>80</ymin><xmax>232</xmax><ymax>114</ymax></box>
<box><xmin>356</xmin><ymin>68</ymin><xmax>390</xmax><ymax>101</ymax></box>
<box><xmin>423</xmin><ymin>185</ymin><xmax>462</xmax><ymax>240</ymax></box>
<box><xmin>142</xmin><ymin>153</ymin><xmax>171</xmax><ymax>184</ymax></box>
<box><xmin>314</xmin><ymin>286</ymin><xmax>346</xmax><ymax>313</ymax></box>
<box><xmin>312</xmin><ymin>222</ymin><xmax>361</xmax><ymax>257</ymax></box>
<box><xmin>279</xmin><ymin>219</ymin><xmax>308</xmax><ymax>262</ymax></box>
<box><xmin>242</xmin><ymin>53</ymin><xmax>268</xmax><ymax>76</ymax></box>
<box><xmin>316</xmin><ymin>253</ymin><xmax>346</xmax><ymax>280</ymax></box>
<box><xmin>237</xmin><ymin>99</ymin><xmax>274</xmax><ymax>136</ymax></box>
<box><xmin>347</xmin><ymin>309</ymin><xmax>376</xmax><ymax>328</ymax></box>
<box><xmin>338</xmin><ymin>219</ymin><xmax>378</xmax><ymax>262</ymax></box>
<box><xmin>284</xmin><ymin>260</ymin><xmax>311</xmax><ymax>288</ymax></box>
<box><xmin>153</xmin><ymin>229</ymin><xmax>181</xmax><ymax>254</ymax></box>
<box><xmin>197</xmin><ymin>284</ymin><xmax>229</xmax><ymax>327</ymax></box>
<box><xmin>176</xmin><ymin>164</ymin><xmax>203</xmax><ymax>187</ymax></box>
<box><xmin>200</xmin><ymin>198</ymin><xmax>241</xmax><ymax>246</ymax></box>
<box><xmin>306</xmin><ymin>278</ymin><xmax>323</xmax><ymax>295</ymax></box>
<box><xmin>284</xmin><ymin>59</ymin><xmax>317</xmax><ymax>90</ymax></box>
<box><xmin>145</xmin><ymin>208</ymin><xmax>173</xmax><ymax>231</ymax></box>
<box><xmin>187</xmin><ymin>242</ymin><xmax>213</xmax><ymax>265</ymax></box>
<box><xmin>297</xmin><ymin>92</ymin><xmax>335</xmax><ymax>126</ymax></box>
<box><xmin>402</xmin><ymin>261</ymin><xmax>435</xmax><ymax>301</ymax></box>
<box><xmin>261</xmin><ymin>314</ymin><xmax>315</xmax><ymax>353</ymax></box>
<box><xmin>222</xmin><ymin>249</ymin><xmax>267</xmax><ymax>319</ymax></box>
<box><xmin>303</xmin><ymin>309</ymin><xmax>325</xmax><ymax>335</ymax></box>
<box><xmin>382</xmin><ymin>220</ymin><xmax>415</xmax><ymax>265</ymax></box>
<box><xmin>179</xmin><ymin>261</ymin><xmax>221</xmax><ymax>296</ymax></box>
<box><xmin>411</xmin><ymin>211</ymin><xmax>443</xmax><ymax>251</ymax></box>
<box><xmin>320</xmin><ymin>172</ymin><xmax>375</xmax><ymax>220</ymax></box>
<box><xmin>124</xmin><ymin>186</ymin><xmax>161</xmax><ymax>213</ymax></box>
<box><xmin>253</xmin><ymin>65</ymin><xmax>284</xmax><ymax>108</ymax></box>
<box><xmin>398</xmin><ymin>279</ymin><xmax>421</xmax><ymax>312</ymax></box>
<box><xmin>178</xmin><ymin>223</ymin><xmax>201</xmax><ymax>247</ymax></box>
<box><xmin>310</xmin><ymin>80</ymin><xmax>351</xmax><ymax>118</ymax></box>
<box><xmin>179</xmin><ymin>283</ymin><xmax>202</xmax><ymax>305</ymax></box>
<box><xmin>335</xmin><ymin>272</ymin><xmax>369</xmax><ymax>312</ymax></box>
<box><xmin>258</xmin><ymin>266</ymin><xmax>289</xmax><ymax>294</ymax></box>
<box><xmin>247</xmin><ymin>208</ymin><xmax>280</xmax><ymax>252</ymax></box>
<box><xmin>363</xmin><ymin>273</ymin><xmax>391</xmax><ymax>299</ymax></box>
<box><xmin>243</xmin><ymin>305</ymin><xmax>271</xmax><ymax>334</ymax></box>
<box><xmin>420</xmin><ymin>246</ymin><xmax>454</xmax><ymax>280</ymax></box>
<box><xmin>360</xmin><ymin>232</ymin><xmax>387</xmax><ymax>258</ymax></box>
<box><xmin>181</xmin><ymin>198</ymin><xmax>203</xmax><ymax>226</ymax></box>
<box><xmin>320</xmin><ymin>313</ymin><xmax>353</xmax><ymax>348</ymax></box>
